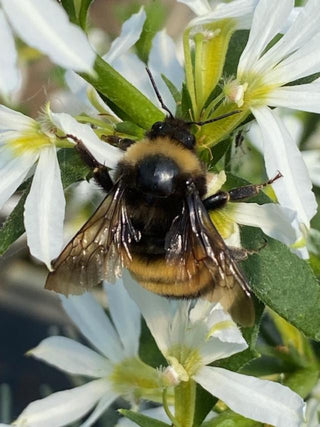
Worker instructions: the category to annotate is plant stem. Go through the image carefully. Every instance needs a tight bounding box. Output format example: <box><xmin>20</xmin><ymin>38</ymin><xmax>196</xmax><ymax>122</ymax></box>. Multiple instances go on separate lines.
<box><xmin>163</xmin><ymin>388</ymin><xmax>180</xmax><ymax>427</ymax></box>
<box><xmin>174</xmin><ymin>380</ymin><xmax>196</xmax><ymax>427</ymax></box>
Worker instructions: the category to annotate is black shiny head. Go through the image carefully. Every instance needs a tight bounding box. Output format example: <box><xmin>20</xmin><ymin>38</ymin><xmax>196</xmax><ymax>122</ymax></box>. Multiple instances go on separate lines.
<box><xmin>147</xmin><ymin>117</ymin><xmax>196</xmax><ymax>149</ymax></box>
<box><xmin>136</xmin><ymin>154</ymin><xmax>180</xmax><ymax>197</ymax></box>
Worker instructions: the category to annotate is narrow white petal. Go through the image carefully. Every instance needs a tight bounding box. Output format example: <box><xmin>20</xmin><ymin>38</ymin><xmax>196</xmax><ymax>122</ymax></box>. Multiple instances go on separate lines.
<box><xmin>187</xmin><ymin>0</ymin><xmax>258</xmax><ymax>28</ymax></box>
<box><xmin>105</xmin><ymin>8</ymin><xmax>146</xmax><ymax>64</ymax></box>
<box><xmin>200</xmin><ymin>337</ymin><xmax>247</xmax><ymax>366</ymax></box>
<box><xmin>61</xmin><ymin>293</ymin><xmax>124</xmax><ymax>363</ymax></box>
<box><xmin>2</xmin><ymin>0</ymin><xmax>95</xmax><ymax>73</ymax></box>
<box><xmin>30</xmin><ymin>336</ymin><xmax>112</xmax><ymax>378</ymax></box>
<box><xmin>24</xmin><ymin>146</ymin><xmax>65</xmax><ymax>269</ymax></box>
<box><xmin>0</xmin><ymin>152</ymin><xmax>36</xmax><ymax>210</ymax></box>
<box><xmin>252</xmin><ymin>106</ymin><xmax>317</xmax><ymax>227</ymax></box>
<box><xmin>238</xmin><ymin>0</ymin><xmax>293</xmax><ymax>75</ymax></box>
<box><xmin>123</xmin><ymin>271</ymin><xmax>173</xmax><ymax>356</ymax></box>
<box><xmin>111</xmin><ymin>52</ymin><xmax>157</xmax><ymax>102</ymax></box>
<box><xmin>104</xmin><ymin>280</ymin><xmax>141</xmax><ymax>358</ymax></box>
<box><xmin>15</xmin><ymin>379</ymin><xmax>111</xmax><ymax>427</ymax></box>
<box><xmin>80</xmin><ymin>392</ymin><xmax>118</xmax><ymax>427</ymax></box>
<box><xmin>195</xmin><ymin>366</ymin><xmax>305</xmax><ymax>427</ymax></box>
<box><xmin>176</xmin><ymin>0</ymin><xmax>211</xmax><ymax>16</ymax></box>
<box><xmin>266</xmin><ymin>84</ymin><xmax>320</xmax><ymax>114</ymax></box>
<box><xmin>232</xmin><ymin>202</ymin><xmax>299</xmax><ymax>245</ymax></box>
<box><xmin>51</xmin><ymin>112</ymin><xmax>123</xmax><ymax>169</ymax></box>
<box><xmin>148</xmin><ymin>30</ymin><xmax>184</xmax><ymax>113</ymax></box>
<box><xmin>265</xmin><ymin>32</ymin><xmax>320</xmax><ymax>86</ymax></box>
<box><xmin>0</xmin><ymin>11</ymin><xmax>21</xmax><ymax>97</ymax></box>
<box><xmin>0</xmin><ymin>104</ymin><xmax>35</xmax><ymax>132</ymax></box>
<box><xmin>149</xmin><ymin>30</ymin><xmax>184</xmax><ymax>90</ymax></box>
<box><xmin>302</xmin><ymin>150</ymin><xmax>320</xmax><ymax>187</ymax></box>
<box><xmin>255</xmin><ymin>0</ymin><xmax>320</xmax><ymax>73</ymax></box>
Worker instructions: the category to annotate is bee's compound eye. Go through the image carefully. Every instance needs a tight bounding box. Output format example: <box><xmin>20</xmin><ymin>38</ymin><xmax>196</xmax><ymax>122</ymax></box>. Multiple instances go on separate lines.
<box><xmin>152</xmin><ymin>121</ymin><xmax>165</xmax><ymax>132</ymax></box>
<box><xmin>182</xmin><ymin>133</ymin><xmax>196</xmax><ymax>149</ymax></box>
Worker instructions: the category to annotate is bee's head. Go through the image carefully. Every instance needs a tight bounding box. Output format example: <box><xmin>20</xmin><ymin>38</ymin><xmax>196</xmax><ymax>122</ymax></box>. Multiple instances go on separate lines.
<box><xmin>135</xmin><ymin>153</ymin><xmax>180</xmax><ymax>197</ymax></box>
<box><xmin>147</xmin><ymin>117</ymin><xmax>196</xmax><ymax>150</ymax></box>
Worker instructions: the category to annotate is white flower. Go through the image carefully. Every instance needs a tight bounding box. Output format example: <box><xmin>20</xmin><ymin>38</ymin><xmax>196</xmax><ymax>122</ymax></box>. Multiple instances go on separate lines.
<box><xmin>0</xmin><ymin>105</ymin><xmax>122</xmax><ymax>269</ymax></box>
<box><xmin>177</xmin><ymin>0</ymin><xmax>259</xmax><ymax>29</ymax></box>
<box><xmin>124</xmin><ymin>273</ymin><xmax>306</xmax><ymax>427</ymax></box>
<box><xmin>228</xmin><ymin>0</ymin><xmax>319</xmax><ymax>233</ymax></box>
<box><xmin>0</xmin><ymin>105</ymin><xmax>64</xmax><ymax>269</ymax></box>
<box><xmin>62</xmin><ymin>7</ymin><xmax>184</xmax><ymax>118</ymax></box>
<box><xmin>0</xmin><ymin>0</ymin><xmax>95</xmax><ymax>98</ymax></box>
<box><xmin>14</xmin><ymin>281</ymin><xmax>163</xmax><ymax>427</ymax></box>
<box><xmin>61</xmin><ymin>7</ymin><xmax>147</xmax><ymax>116</ymax></box>
<box><xmin>206</xmin><ymin>170</ymin><xmax>300</xmax><ymax>249</ymax></box>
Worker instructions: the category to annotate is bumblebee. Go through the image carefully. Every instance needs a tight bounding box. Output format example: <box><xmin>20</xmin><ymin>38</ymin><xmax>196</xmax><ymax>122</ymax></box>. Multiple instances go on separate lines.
<box><xmin>46</xmin><ymin>73</ymin><xmax>280</xmax><ymax>326</ymax></box>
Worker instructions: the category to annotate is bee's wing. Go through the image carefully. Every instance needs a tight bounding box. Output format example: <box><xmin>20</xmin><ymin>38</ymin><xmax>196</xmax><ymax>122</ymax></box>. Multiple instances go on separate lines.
<box><xmin>165</xmin><ymin>182</ymin><xmax>254</xmax><ymax>326</ymax></box>
<box><xmin>45</xmin><ymin>181</ymin><xmax>140</xmax><ymax>296</ymax></box>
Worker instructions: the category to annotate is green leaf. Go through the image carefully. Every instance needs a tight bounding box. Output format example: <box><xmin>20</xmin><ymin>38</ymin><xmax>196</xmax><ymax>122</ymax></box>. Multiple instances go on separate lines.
<box><xmin>283</xmin><ymin>367</ymin><xmax>319</xmax><ymax>398</ymax></box>
<box><xmin>223</xmin><ymin>30</ymin><xmax>249</xmax><ymax>78</ymax></box>
<box><xmin>119</xmin><ymin>409</ymin><xmax>170</xmax><ymax>427</ymax></box>
<box><xmin>78</xmin><ymin>0</ymin><xmax>94</xmax><ymax>30</ymax></box>
<box><xmin>0</xmin><ymin>149</ymin><xmax>90</xmax><ymax>256</ymax></box>
<box><xmin>202</xmin><ymin>409</ymin><xmax>261</xmax><ymax>427</ymax></box>
<box><xmin>115</xmin><ymin>121</ymin><xmax>145</xmax><ymax>138</ymax></box>
<box><xmin>241</xmin><ymin>226</ymin><xmax>320</xmax><ymax>341</ymax></box>
<box><xmin>61</xmin><ymin>0</ymin><xmax>77</xmax><ymax>24</ymax></box>
<box><xmin>82</xmin><ymin>56</ymin><xmax>164</xmax><ymax>129</ymax></box>
<box><xmin>139</xmin><ymin>319</ymin><xmax>166</xmax><ymax>368</ymax></box>
<box><xmin>136</xmin><ymin>0</ymin><xmax>167</xmax><ymax>63</ymax></box>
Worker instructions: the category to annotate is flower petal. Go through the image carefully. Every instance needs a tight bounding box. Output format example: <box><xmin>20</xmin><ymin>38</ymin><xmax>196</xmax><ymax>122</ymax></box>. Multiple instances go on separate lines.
<box><xmin>266</xmin><ymin>84</ymin><xmax>320</xmax><ymax>114</ymax></box>
<box><xmin>105</xmin><ymin>7</ymin><xmax>146</xmax><ymax>64</ymax></box>
<box><xmin>29</xmin><ymin>336</ymin><xmax>112</xmax><ymax>378</ymax></box>
<box><xmin>14</xmin><ymin>379</ymin><xmax>112</xmax><ymax>427</ymax></box>
<box><xmin>187</xmin><ymin>0</ymin><xmax>258</xmax><ymax>29</ymax></box>
<box><xmin>231</xmin><ymin>202</ymin><xmax>299</xmax><ymax>246</ymax></box>
<box><xmin>265</xmin><ymin>32</ymin><xmax>320</xmax><ymax>86</ymax></box>
<box><xmin>196</xmin><ymin>304</ymin><xmax>248</xmax><ymax>365</ymax></box>
<box><xmin>251</xmin><ymin>106</ymin><xmax>317</xmax><ymax>228</ymax></box>
<box><xmin>0</xmin><ymin>10</ymin><xmax>21</xmax><ymax>98</ymax></box>
<box><xmin>254</xmin><ymin>0</ymin><xmax>320</xmax><ymax>74</ymax></box>
<box><xmin>61</xmin><ymin>293</ymin><xmax>124</xmax><ymax>363</ymax></box>
<box><xmin>2</xmin><ymin>0</ymin><xmax>95</xmax><ymax>73</ymax></box>
<box><xmin>194</xmin><ymin>366</ymin><xmax>305</xmax><ymax>427</ymax></box>
<box><xmin>111</xmin><ymin>52</ymin><xmax>157</xmax><ymax>103</ymax></box>
<box><xmin>104</xmin><ymin>279</ymin><xmax>141</xmax><ymax>359</ymax></box>
<box><xmin>0</xmin><ymin>152</ymin><xmax>36</xmax><ymax>210</ymax></box>
<box><xmin>123</xmin><ymin>270</ymin><xmax>173</xmax><ymax>356</ymax></box>
<box><xmin>80</xmin><ymin>392</ymin><xmax>118</xmax><ymax>427</ymax></box>
<box><xmin>50</xmin><ymin>112</ymin><xmax>123</xmax><ymax>169</ymax></box>
<box><xmin>238</xmin><ymin>0</ymin><xmax>293</xmax><ymax>75</ymax></box>
<box><xmin>0</xmin><ymin>104</ymin><xmax>35</xmax><ymax>132</ymax></box>
<box><xmin>177</xmin><ymin>0</ymin><xmax>211</xmax><ymax>16</ymax></box>
<box><xmin>148</xmin><ymin>30</ymin><xmax>184</xmax><ymax>113</ymax></box>
<box><xmin>24</xmin><ymin>146</ymin><xmax>65</xmax><ymax>269</ymax></box>
<box><xmin>302</xmin><ymin>150</ymin><xmax>320</xmax><ymax>187</ymax></box>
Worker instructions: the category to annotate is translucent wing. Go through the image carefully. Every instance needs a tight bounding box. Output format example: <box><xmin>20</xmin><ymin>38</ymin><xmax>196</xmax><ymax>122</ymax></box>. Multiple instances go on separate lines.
<box><xmin>45</xmin><ymin>181</ymin><xmax>140</xmax><ymax>296</ymax></box>
<box><xmin>165</xmin><ymin>181</ymin><xmax>254</xmax><ymax>326</ymax></box>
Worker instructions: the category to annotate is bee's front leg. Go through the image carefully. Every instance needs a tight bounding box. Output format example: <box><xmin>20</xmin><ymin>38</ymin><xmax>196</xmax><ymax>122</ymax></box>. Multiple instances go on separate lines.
<box><xmin>203</xmin><ymin>172</ymin><xmax>282</xmax><ymax>210</ymax></box>
<box><xmin>64</xmin><ymin>134</ymin><xmax>114</xmax><ymax>192</ymax></box>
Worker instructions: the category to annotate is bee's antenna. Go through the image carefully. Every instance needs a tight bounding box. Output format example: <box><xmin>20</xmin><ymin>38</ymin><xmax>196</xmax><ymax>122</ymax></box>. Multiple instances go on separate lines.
<box><xmin>187</xmin><ymin>110</ymin><xmax>241</xmax><ymax>126</ymax></box>
<box><xmin>145</xmin><ymin>67</ymin><xmax>174</xmax><ymax>118</ymax></box>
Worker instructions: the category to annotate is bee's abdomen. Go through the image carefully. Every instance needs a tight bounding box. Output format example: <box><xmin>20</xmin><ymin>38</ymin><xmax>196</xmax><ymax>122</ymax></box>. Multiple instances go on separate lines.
<box><xmin>128</xmin><ymin>254</ymin><xmax>213</xmax><ymax>297</ymax></box>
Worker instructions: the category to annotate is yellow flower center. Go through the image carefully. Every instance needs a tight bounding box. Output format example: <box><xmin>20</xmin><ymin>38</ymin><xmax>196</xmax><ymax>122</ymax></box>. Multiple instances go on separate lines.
<box><xmin>7</xmin><ymin>129</ymin><xmax>52</xmax><ymax>156</ymax></box>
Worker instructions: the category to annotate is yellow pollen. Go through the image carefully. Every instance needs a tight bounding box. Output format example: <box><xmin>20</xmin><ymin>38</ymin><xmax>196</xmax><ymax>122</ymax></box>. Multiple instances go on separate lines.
<box><xmin>8</xmin><ymin>131</ymin><xmax>51</xmax><ymax>156</ymax></box>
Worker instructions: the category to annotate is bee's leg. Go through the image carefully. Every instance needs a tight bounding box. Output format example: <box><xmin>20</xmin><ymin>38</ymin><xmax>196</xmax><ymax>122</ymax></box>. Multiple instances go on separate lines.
<box><xmin>104</xmin><ymin>135</ymin><xmax>136</xmax><ymax>151</ymax></box>
<box><xmin>203</xmin><ymin>172</ymin><xmax>282</xmax><ymax>210</ymax></box>
<box><xmin>229</xmin><ymin>239</ymin><xmax>268</xmax><ymax>260</ymax></box>
<box><xmin>64</xmin><ymin>134</ymin><xmax>114</xmax><ymax>192</ymax></box>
